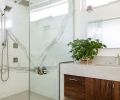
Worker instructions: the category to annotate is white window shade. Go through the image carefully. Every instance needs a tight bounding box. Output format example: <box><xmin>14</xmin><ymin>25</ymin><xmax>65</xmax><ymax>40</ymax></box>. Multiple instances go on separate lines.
<box><xmin>30</xmin><ymin>0</ymin><xmax>68</xmax><ymax>22</ymax></box>
<box><xmin>87</xmin><ymin>18</ymin><xmax>120</xmax><ymax>48</ymax></box>
<box><xmin>86</xmin><ymin>0</ymin><xmax>118</xmax><ymax>8</ymax></box>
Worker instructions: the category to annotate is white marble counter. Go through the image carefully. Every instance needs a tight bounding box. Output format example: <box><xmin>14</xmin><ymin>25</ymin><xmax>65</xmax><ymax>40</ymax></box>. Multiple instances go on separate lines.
<box><xmin>60</xmin><ymin>63</ymin><xmax>120</xmax><ymax>100</ymax></box>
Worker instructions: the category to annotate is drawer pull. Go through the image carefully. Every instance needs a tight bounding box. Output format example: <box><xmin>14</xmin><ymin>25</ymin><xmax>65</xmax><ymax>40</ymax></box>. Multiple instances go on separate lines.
<box><xmin>113</xmin><ymin>84</ymin><xmax>115</xmax><ymax>88</ymax></box>
<box><xmin>69</xmin><ymin>78</ymin><xmax>78</xmax><ymax>81</ymax></box>
<box><xmin>107</xmin><ymin>83</ymin><xmax>109</xmax><ymax>87</ymax></box>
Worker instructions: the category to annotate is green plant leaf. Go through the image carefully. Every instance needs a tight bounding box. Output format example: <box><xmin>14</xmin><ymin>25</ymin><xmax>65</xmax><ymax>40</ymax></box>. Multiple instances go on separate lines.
<box><xmin>68</xmin><ymin>38</ymin><xmax>106</xmax><ymax>61</ymax></box>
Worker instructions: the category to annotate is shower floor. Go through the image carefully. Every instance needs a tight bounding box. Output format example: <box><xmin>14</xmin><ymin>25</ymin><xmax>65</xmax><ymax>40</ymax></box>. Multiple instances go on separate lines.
<box><xmin>0</xmin><ymin>91</ymin><xmax>54</xmax><ymax>100</ymax></box>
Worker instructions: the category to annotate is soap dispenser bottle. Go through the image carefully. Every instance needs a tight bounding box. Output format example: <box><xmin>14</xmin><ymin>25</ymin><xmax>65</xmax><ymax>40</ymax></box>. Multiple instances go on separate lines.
<box><xmin>42</xmin><ymin>66</ymin><xmax>47</xmax><ymax>74</ymax></box>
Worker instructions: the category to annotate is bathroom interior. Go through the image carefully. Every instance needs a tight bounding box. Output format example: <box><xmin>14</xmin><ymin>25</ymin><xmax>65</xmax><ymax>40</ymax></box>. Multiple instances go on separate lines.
<box><xmin>0</xmin><ymin>0</ymin><xmax>120</xmax><ymax>100</ymax></box>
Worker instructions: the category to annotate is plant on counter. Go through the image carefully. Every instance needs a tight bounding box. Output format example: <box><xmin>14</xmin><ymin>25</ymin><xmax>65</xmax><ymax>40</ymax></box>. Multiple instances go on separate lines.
<box><xmin>68</xmin><ymin>38</ymin><xmax>106</xmax><ymax>63</ymax></box>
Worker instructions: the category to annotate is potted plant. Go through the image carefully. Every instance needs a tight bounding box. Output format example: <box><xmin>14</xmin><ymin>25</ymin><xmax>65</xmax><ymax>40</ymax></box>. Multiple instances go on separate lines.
<box><xmin>68</xmin><ymin>38</ymin><xmax>106</xmax><ymax>64</ymax></box>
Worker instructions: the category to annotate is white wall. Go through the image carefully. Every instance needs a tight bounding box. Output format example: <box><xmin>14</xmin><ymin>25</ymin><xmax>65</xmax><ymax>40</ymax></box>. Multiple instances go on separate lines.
<box><xmin>30</xmin><ymin>15</ymin><xmax>73</xmax><ymax>67</ymax></box>
<box><xmin>8</xmin><ymin>2</ymin><xmax>29</xmax><ymax>67</ymax></box>
<box><xmin>74</xmin><ymin>0</ymin><xmax>120</xmax><ymax>56</ymax></box>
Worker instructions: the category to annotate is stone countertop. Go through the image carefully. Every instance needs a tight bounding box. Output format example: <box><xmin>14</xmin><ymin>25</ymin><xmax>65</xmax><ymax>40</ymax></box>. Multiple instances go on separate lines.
<box><xmin>60</xmin><ymin>62</ymin><xmax>120</xmax><ymax>82</ymax></box>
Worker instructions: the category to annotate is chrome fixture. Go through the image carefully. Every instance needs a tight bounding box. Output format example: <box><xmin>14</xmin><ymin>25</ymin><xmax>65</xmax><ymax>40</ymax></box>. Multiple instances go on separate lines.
<box><xmin>42</xmin><ymin>67</ymin><xmax>47</xmax><ymax>74</ymax></box>
<box><xmin>14</xmin><ymin>0</ymin><xmax>29</xmax><ymax>6</ymax></box>
<box><xmin>0</xmin><ymin>5</ymin><xmax>12</xmax><ymax>82</ymax></box>
<box><xmin>4</xmin><ymin>5</ymin><xmax>12</xmax><ymax>12</ymax></box>
<box><xmin>115</xmin><ymin>53</ymin><xmax>120</xmax><ymax>65</ymax></box>
<box><xmin>32</xmin><ymin>66</ymin><xmax>48</xmax><ymax>75</ymax></box>
<box><xmin>0</xmin><ymin>5</ymin><xmax>12</xmax><ymax>15</ymax></box>
<box><xmin>87</xmin><ymin>5</ymin><xmax>93</xmax><ymax>12</ymax></box>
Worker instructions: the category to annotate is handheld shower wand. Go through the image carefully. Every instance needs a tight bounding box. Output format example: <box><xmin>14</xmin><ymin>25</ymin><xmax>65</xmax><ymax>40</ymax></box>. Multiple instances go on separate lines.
<box><xmin>1</xmin><ymin>11</ymin><xmax>9</xmax><ymax>82</ymax></box>
<box><xmin>0</xmin><ymin>5</ymin><xmax>12</xmax><ymax>82</ymax></box>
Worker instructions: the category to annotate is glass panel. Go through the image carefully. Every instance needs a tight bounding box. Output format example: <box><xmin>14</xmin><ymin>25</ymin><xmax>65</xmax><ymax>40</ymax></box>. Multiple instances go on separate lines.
<box><xmin>0</xmin><ymin>0</ymin><xmax>29</xmax><ymax>100</ymax></box>
<box><xmin>30</xmin><ymin>0</ymin><xmax>68</xmax><ymax>22</ymax></box>
<box><xmin>29</xmin><ymin>0</ymin><xmax>73</xmax><ymax>99</ymax></box>
<box><xmin>87</xmin><ymin>18</ymin><xmax>120</xmax><ymax>48</ymax></box>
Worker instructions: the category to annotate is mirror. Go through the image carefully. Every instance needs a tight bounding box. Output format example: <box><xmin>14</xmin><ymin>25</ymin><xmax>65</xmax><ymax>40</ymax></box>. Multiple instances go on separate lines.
<box><xmin>79</xmin><ymin>0</ymin><xmax>120</xmax><ymax>48</ymax></box>
<box><xmin>87</xmin><ymin>18</ymin><xmax>120</xmax><ymax>48</ymax></box>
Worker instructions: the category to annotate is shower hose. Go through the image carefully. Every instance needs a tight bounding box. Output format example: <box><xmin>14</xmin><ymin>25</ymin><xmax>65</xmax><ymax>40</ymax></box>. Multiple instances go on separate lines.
<box><xmin>0</xmin><ymin>11</ymin><xmax>9</xmax><ymax>82</ymax></box>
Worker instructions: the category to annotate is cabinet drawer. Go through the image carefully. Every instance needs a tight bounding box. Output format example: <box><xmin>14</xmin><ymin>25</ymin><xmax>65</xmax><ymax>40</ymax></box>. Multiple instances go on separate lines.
<box><xmin>64</xmin><ymin>74</ymin><xmax>85</xmax><ymax>86</ymax></box>
<box><xmin>64</xmin><ymin>74</ymin><xmax>85</xmax><ymax>99</ymax></box>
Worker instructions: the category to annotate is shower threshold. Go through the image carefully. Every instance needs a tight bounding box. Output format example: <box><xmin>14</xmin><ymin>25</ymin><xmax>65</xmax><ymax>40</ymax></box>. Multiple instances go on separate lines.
<box><xmin>0</xmin><ymin>91</ymin><xmax>54</xmax><ymax>100</ymax></box>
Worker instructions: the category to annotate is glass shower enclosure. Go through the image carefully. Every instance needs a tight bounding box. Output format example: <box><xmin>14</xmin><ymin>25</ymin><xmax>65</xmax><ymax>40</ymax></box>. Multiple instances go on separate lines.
<box><xmin>30</xmin><ymin>0</ymin><xmax>74</xmax><ymax>99</ymax></box>
<box><xmin>0</xmin><ymin>0</ymin><xmax>74</xmax><ymax>100</ymax></box>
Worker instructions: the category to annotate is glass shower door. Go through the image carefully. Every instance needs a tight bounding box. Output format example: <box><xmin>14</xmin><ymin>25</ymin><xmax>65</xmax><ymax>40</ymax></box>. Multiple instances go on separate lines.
<box><xmin>30</xmin><ymin>0</ymin><xmax>74</xmax><ymax>100</ymax></box>
<box><xmin>0</xmin><ymin>0</ymin><xmax>29</xmax><ymax>100</ymax></box>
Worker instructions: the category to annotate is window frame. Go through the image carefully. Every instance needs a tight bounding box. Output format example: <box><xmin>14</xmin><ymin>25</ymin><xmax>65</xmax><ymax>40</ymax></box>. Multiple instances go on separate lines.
<box><xmin>30</xmin><ymin>0</ymin><xmax>68</xmax><ymax>22</ymax></box>
<box><xmin>81</xmin><ymin>0</ymin><xmax>120</xmax><ymax>11</ymax></box>
<box><xmin>87</xmin><ymin>17</ymin><xmax>120</xmax><ymax>48</ymax></box>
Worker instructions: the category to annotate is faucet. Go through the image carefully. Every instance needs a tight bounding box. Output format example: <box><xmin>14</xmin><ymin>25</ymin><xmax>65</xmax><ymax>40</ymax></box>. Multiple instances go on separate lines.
<box><xmin>115</xmin><ymin>53</ymin><xmax>120</xmax><ymax>65</ymax></box>
<box><xmin>33</xmin><ymin>66</ymin><xmax>47</xmax><ymax>75</ymax></box>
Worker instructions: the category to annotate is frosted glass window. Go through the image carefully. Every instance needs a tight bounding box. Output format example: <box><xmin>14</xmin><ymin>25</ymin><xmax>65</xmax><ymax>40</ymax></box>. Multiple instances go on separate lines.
<box><xmin>30</xmin><ymin>0</ymin><xmax>68</xmax><ymax>22</ymax></box>
<box><xmin>86</xmin><ymin>0</ymin><xmax>118</xmax><ymax>7</ymax></box>
<box><xmin>87</xmin><ymin>18</ymin><xmax>120</xmax><ymax>48</ymax></box>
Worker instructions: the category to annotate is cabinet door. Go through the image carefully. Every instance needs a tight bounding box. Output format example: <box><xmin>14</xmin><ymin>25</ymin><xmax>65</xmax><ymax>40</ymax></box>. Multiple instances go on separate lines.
<box><xmin>112</xmin><ymin>81</ymin><xmax>120</xmax><ymax>100</ymax></box>
<box><xmin>95</xmin><ymin>79</ymin><xmax>112</xmax><ymax>100</ymax></box>
<box><xmin>64</xmin><ymin>74</ymin><xmax>85</xmax><ymax>100</ymax></box>
<box><xmin>85</xmin><ymin>78</ymin><xmax>112</xmax><ymax>100</ymax></box>
<box><xmin>85</xmin><ymin>77</ymin><xmax>96</xmax><ymax>100</ymax></box>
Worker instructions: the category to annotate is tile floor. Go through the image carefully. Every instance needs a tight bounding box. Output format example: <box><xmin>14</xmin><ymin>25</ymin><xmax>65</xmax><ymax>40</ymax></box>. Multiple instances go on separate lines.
<box><xmin>30</xmin><ymin>92</ymin><xmax>54</xmax><ymax>100</ymax></box>
<box><xmin>0</xmin><ymin>91</ymin><xmax>54</xmax><ymax>100</ymax></box>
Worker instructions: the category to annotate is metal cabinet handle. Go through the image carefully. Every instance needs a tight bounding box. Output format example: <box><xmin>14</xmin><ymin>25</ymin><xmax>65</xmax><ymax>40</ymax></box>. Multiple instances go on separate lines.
<box><xmin>113</xmin><ymin>83</ymin><xmax>115</xmax><ymax>88</ymax></box>
<box><xmin>107</xmin><ymin>83</ymin><xmax>109</xmax><ymax>87</ymax></box>
<box><xmin>69</xmin><ymin>78</ymin><xmax>78</xmax><ymax>81</ymax></box>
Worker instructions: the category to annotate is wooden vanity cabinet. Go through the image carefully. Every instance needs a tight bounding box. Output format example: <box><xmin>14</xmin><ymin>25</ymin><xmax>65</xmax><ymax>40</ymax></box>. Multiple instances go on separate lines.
<box><xmin>86</xmin><ymin>79</ymin><xmax>120</xmax><ymax>100</ymax></box>
<box><xmin>85</xmin><ymin>78</ymin><xmax>113</xmax><ymax>100</ymax></box>
<box><xmin>64</xmin><ymin>74</ymin><xmax>120</xmax><ymax>100</ymax></box>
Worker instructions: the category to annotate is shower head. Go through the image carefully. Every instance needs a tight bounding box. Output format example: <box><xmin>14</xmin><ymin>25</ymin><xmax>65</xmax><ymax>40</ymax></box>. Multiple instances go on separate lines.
<box><xmin>14</xmin><ymin>0</ymin><xmax>29</xmax><ymax>6</ymax></box>
<box><xmin>4</xmin><ymin>5</ymin><xmax>12</xmax><ymax>12</ymax></box>
<box><xmin>19</xmin><ymin>0</ymin><xmax>29</xmax><ymax>6</ymax></box>
<box><xmin>0</xmin><ymin>5</ymin><xmax>12</xmax><ymax>15</ymax></box>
